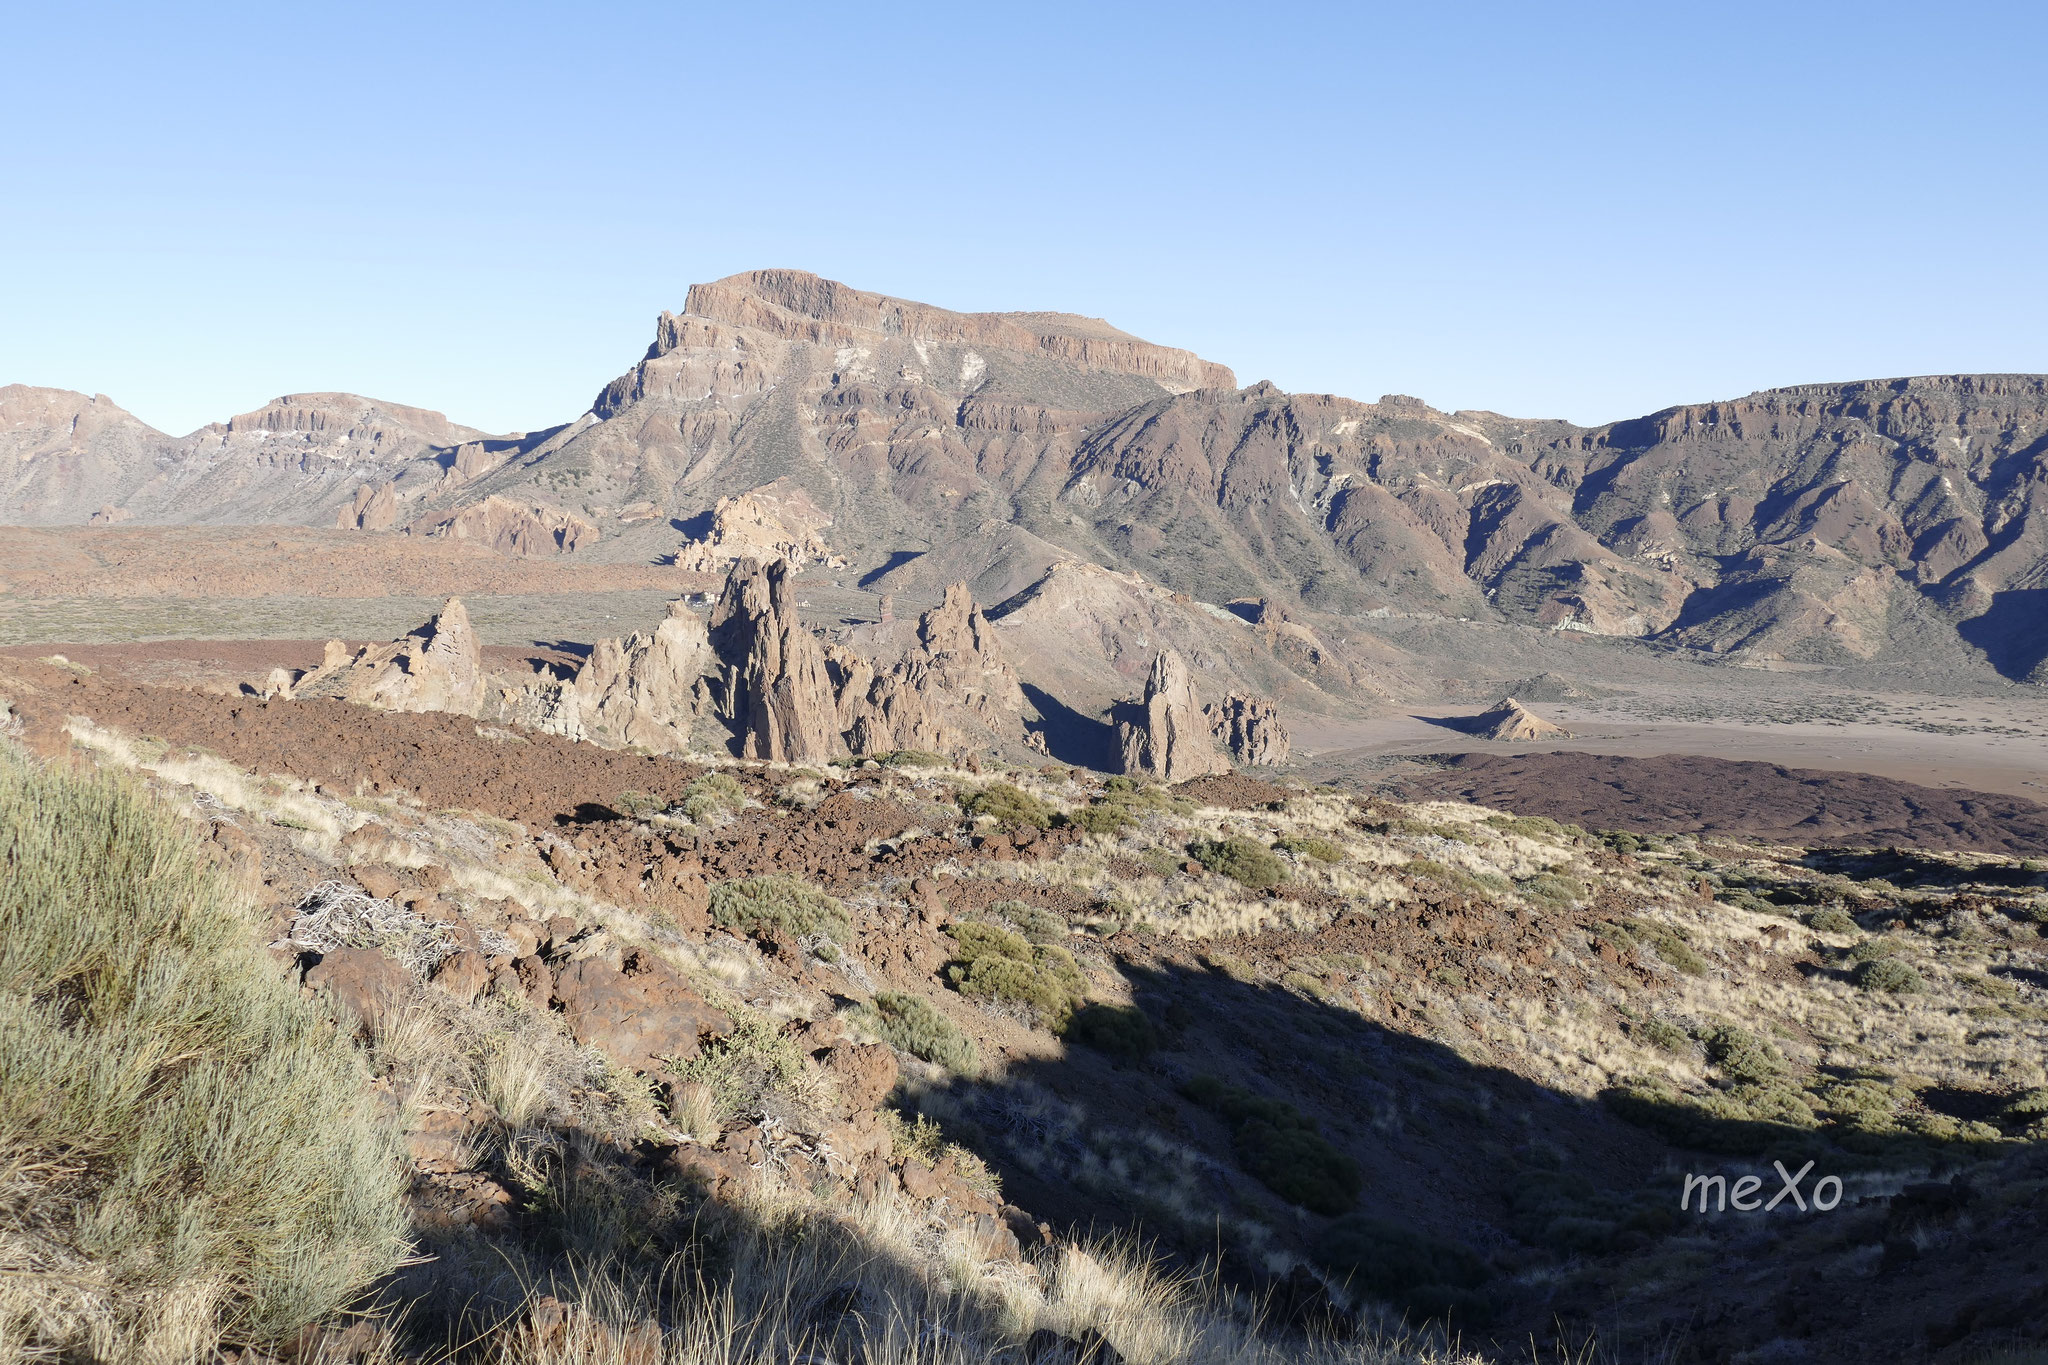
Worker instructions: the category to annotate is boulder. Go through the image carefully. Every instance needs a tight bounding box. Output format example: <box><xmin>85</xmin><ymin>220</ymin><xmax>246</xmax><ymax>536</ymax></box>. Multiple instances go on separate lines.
<box><xmin>1116</xmin><ymin>650</ymin><xmax>1229</xmax><ymax>782</ymax></box>
<box><xmin>821</xmin><ymin>1041</ymin><xmax>899</xmax><ymax>1111</ymax></box>
<box><xmin>303</xmin><ymin>947</ymin><xmax>411</xmax><ymax>1033</ymax></box>
<box><xmin>550</xmin><ymin>948</ymin><xmax>730</xmax><ymax>1071</ymax></box>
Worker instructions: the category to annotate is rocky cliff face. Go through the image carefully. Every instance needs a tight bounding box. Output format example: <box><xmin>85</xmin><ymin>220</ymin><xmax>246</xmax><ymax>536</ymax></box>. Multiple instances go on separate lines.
<box><xmin>10</xmin><ymin>271</ymin><xmax>2048</xmax><ymax>679</ymax></box>
<box><xmin>710</xmin><ymin>558</ymin><xmax>846</xmax><ymax>763</ymax></box>
<box><xmin>1205</xmin><ymin>693</ymin><xmax>1290</xmax><ymax>766</ymax></box>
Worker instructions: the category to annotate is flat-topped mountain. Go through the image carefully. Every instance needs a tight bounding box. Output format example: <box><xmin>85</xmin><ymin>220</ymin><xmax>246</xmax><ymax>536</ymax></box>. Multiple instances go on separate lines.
<box><xmin>7</xmin><ymin>272</ymin><xmax>2047</xmax><ymax>679</ymax></box>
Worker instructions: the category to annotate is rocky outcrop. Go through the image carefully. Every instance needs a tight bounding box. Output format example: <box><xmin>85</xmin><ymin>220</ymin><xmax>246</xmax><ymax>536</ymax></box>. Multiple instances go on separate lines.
<box><xmin>711</xmin><ymin>559</ymin><xmax>845</xmax><ymax>762</ymax></box>
<box><xmin>1117</xmin><ymin>650</ymin><xmax>1229</xmax><ymax>782</ymax></box>
<box><xmin>569</xmin><ymin>599</ymin><xmax>717</xmax><ymax>751</ymax></box>
<box><xmin>337</xmin><ymin>482</ymin><xmax>401</xmax><ymax>531</ymax></box>
<box><xmin>426</xmin><ymin>496</ymin><xmax>595</xmax><ymax>555</ymax></box>
<box><xmin>1467</xmin><ymin>697</ymin><xmax>1571</xmax><ymax>742</ymax></box>
<box><xmin>675</xmin><ymin>478</ymin><xmax>840</xmax><ymax>573</ymax></box>
<box><xmin>1205</xmin><ymin>693</ymin><xmax>1290</xmax><ymax>765</ymax></box>
<box><xmin>295</xmin><ymin>597</ymin><xmax>487</xmax><ymax>715</ymax></box>
<box><xmin>551</xmin><ymin>947</ymin><xmax>730</xmax><ymax>1072</ymax></box>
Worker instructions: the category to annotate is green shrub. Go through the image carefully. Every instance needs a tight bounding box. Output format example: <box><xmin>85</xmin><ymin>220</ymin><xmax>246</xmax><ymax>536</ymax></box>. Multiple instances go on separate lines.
<box><xmin>1518</xmin><ymin>872</ymin><xmax>1584</xmax><ymax>906</ymax></box>
<box><xmin>679</xmin><ymin>771</ymin><xmax>745</xmax><ymax>822</ymax></box>
<box><xmin>1807</xmin><ymin>906</ymin><xmax>1859</xmax><ymax>935</ymax></box>
<box><xmin>1274</xmin><ymin>835</ymin><xmax>1343</xmax><ymax>863</ymax></box>
<box><xmin>1626</xmin><ymin>919</ymin><xmax>1709</xmax><ymax>975</ymax></box>
<box><xmin>1847</xmin><ymin>936</ymin><xmax>1898</xmax><ymax>965</ymax></box>
<box><xmin>1190</xmin><ymin>837</ymin><xmax>1287</xmax><ymax>889</ymax></box>
<box><xmin>1702</xmin><ymin>1025</ymin><xmax>1782</xmax><ymax>1084</ymax></box>
<box><xmin>1063</xmin><ymin>801</ymin><xmax>1136</xmax><ymax>835</ymax></box>
<box><xmin>986</xmin><ymin>899</ymin><xmax>1066</xmax><ymax>945</ymax></box>
<box><xmin>1640</xmin><ymin>1018</ymin><xmax>1692</xmax><ymax>1053</ymax></box>
<box><xmin>867</xmin><ymin>991</ymin><xmax>979</xmax><ymax>1074</ymax></box>
<box><xmin>615</xmin><ymin>788</ymin><xmax>663</xmax><ymax>819</ymax></box>
<box><xmin>1182</xmin><ymin>1076</ymin><xmax>1359</xmax><ymax>1214</ymax></box>
<box><xmin>961</xmin><ymin>782</ymin><xmax>1053</xmax><ymax>831</ymax></box>
<box><xmin>1854</xmin><ymin>957</ymin><xmax>1923</xmax><ymax>993</ymax></box>
<box><xmin>1600</xmin><ymin>829</ymin><xmax>1643</xmax><ymax>855</ymax></box>
<box><xmin>710</xmin><ymin>875</ymin><xmax>850</xmax><ymax>942</ymax></box>
<box><xmin>669</xmin><ymin>1015</ymin><xmax>809</xmax><ymax>1118</ymax></box>
<box><xmin>880</xmin><ymin>749</ymin><xmax>948</xmax><ymax>768</ymax></box>
<box><xmin>2004</xmin><ymin>1088</ymin><xmax>2048</xmax><ymax>1121</ymax></box>
<box><xmin>944</xmin><ymin>921</ymin><xmax>1088</xmax><ymax>1024</ymax></box>
<box><xmin>0</xmin><ymin>746</ymin><xmax>407</xmax><ymax>1353</ymax></box>
<box><xmin>1060</xmin><ymin>1002</ymin><xmax>1158</xmax><ymax>1059</ymax></box>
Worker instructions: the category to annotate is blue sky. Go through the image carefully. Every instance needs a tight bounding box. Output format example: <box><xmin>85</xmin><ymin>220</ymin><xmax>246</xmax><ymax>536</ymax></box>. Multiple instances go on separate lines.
<box><xmin>4</xmin><ymin>1</ymin><xmax>2043</xmax><ymax>436</ymax></box>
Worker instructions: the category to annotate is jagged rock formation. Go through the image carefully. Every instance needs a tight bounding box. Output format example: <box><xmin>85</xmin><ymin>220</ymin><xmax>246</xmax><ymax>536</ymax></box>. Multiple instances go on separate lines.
<box><xmin>710</xmin><ymin>559</ymin><xmax>844</xmax><ymax>762</ymax></box>
<box><xmin>675</xmin><ymin>479</ymin><xmax>839</xmax><ymax>572</ymax></box>
<box><xmin>567</xmin><ymin>600</ymin><xmax>718</xmax><ymax>750</ymax></box>
<box><xmin>12</xmin><ymin>271</ymin><xmax>2048</xmax><ymax>678</ymax></box>
<box><xmin>1205</xmin><ymin>694</ymin><xmax>1290</xmax><ymax>766</ymax></box>
<box><xmin>424</xmin><ymin>496</ymin><xmax>596</xmax><ymax>555</ymax></box>
<box><xmin>295</xmin><ymin>598</ymin><xmax>487</xmax><ymax>715</ymax></box>
<box><xmin>1467</xmin><ymin>697</ymin><xmax>1571</xmax><ymax>742</ymax></box>
<box><xmin>1116</xmin><ymin>651</ymin><xmax>1230</xmax><ymax>782</ymax></box>
<box><xmin>337</xmin><ymin>482</ymin><xmax>401</xmax><ymax>531</ymax></box>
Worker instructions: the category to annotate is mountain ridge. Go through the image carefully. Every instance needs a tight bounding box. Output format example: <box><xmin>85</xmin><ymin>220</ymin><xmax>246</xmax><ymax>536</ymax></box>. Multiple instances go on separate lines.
<box><xmin>7</xmin><ymin>271</ymin><xmax>2046</xmax><ymax>681</ymax></box>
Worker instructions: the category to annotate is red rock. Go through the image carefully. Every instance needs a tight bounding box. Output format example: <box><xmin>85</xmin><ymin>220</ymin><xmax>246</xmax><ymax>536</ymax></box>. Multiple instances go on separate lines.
<box><xmin>550</xmin><ymin>949</ymin><xmax>729</xmax><ymax>1071</ymax></box>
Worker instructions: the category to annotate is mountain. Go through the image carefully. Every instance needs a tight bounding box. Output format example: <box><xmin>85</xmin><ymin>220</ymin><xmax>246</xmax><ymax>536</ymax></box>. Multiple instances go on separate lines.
<box><xmin>7</xmin><ymin>272</ymin><xmax>2047</xmax><ymax>679</ymax></box>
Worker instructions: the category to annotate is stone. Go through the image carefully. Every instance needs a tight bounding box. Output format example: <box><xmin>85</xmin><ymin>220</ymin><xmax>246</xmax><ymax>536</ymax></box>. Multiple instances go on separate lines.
<box><xmin>550</xmin><ymin>948</ymin><xmax>730</xmax><ymax>1071</ymax></box>
<box><xmin>821</xmin><ymin>1041</ymin><xmax>898</xmax><ymax>1111</ymax></box>
<box><xmin>293</xmin><ymin>598</ymin><xmax>487</xmax><ymax>716</ymax></box>
<box><xmin>425</xmin><ymin>495</ymin><xmax>596</xmax><ymax>555</ymax></box>
<box><xmin>430</xmin><ymin>949</ymin><xmax>489</xmax><ymax>1005</ymax></box>
<box><xmin>303</xmin><ymin>947</ymin><xmax>411</xmax><ymax>1034</ymax></box>
<box><xmin>675</xmin><ymin>478</ymin><xmax>841</xmax><ymax>572</ymax></box>
<box><xmin>710</xmin><ymin>558</ymin><xmax>844</xmax><ymax>762</ymax></box>
<box><xmin>1205</xmin><ymin>692</ymin><xmax>1290</xmax><ymax>765</ymax></box>
<box><xmin>1116</xmin><ymin>650</ymin><xmax>1228</xmax><ymax>782</ymax></box>
<box><xmin>567</xmin><ymin>598</ymin><xmax>717</xmax><ymax>752</ymax></box>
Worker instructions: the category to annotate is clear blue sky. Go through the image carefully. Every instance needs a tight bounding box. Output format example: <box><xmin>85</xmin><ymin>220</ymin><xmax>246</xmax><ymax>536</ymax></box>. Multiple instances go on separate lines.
<box><xmin>5</xmin><ymin>1</ymin><xmax>2043</xmax><ymax>437</ymax></box>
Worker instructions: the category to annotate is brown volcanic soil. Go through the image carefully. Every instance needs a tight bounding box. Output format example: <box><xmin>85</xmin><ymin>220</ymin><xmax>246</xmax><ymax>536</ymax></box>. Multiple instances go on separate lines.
<box><xmin>1384</xmin><ymin>750</ymin><xmax>2048</xmax><ymax>856</ymax></box>
<box><xmin>0</xmin><ymin>526</ymin><xmax>716</xmax><ymax>599</ymax></box>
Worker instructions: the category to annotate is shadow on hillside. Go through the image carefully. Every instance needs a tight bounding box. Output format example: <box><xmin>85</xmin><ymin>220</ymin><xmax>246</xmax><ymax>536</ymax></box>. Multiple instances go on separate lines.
<box><xmin>1021</xmin><ymin>684</ymin><xmax>1119</xmax><ymax>770</ymax></box>
<box><xmin>1956</xmin><ymin>587</ymin><xmax>2048</xmax><ymax>682</ymax></box>
<box><xmin>377</xmin><ymin>917</ymin><xmax>2048</xmax><ymax>1364</ymax></box>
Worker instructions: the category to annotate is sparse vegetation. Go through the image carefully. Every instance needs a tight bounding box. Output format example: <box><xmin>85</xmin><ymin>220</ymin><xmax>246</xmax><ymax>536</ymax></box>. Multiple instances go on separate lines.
<box><xmin>709</xmin><ymin>874</ymin><xmax>850</xmax><ymax>942</ymax></box>
<box><xmin>1182</xmin><ymin>1076</ymin><xmax>1360</xmax><ymax>1215</ymax></box>
<box><xmin>1275</xmin><ymin>834</ymin><xmax>1343</xmax><ymax>863</ymax></box>
<box><xmin>865</xmin><ymin>990</ymin><xmax>980</xmax><ymax>1074</ymax></box>
<box><xmin>1190</xmin><ymin>837</ymin><xmax>1287</xmax><ymax>889</ymax></box>
<box><xmin>1061</xmin><ymin>1002</ymin><xmax>1159</xmax><ymax>1059</ymax></box>
<box><xmin>1313</xmin><ymin>1215</ymin><xmax>1492</xmax><ymax>1325</ymax></box>
<box><xmin>1807</xmin><ymin>906</ymin><xmax>1859</xmax><ymax>934</ymax></box>
<box><xmin>1855</xmin><ymin>957</ymin><xmax>1925</xmax><ymax>993</ymax></box>
<box><xmin>961</xmin><ymin>781</ymin><xmax>1053</xmax><ymax>830</ymax></box>
<box><xmin>0</xmin><ymin>746</ymin><xmax>407</xmax><ymax>1357</ymax></box>
<box><xmin>679</xmin><ymin>770</ymin><xmax>746</xmax><ymax>822</ymax></box>
<box><xmin>943</xmin><ymin>920</ymin><xmax>1089</xmax><ymax>1024</ymax></box>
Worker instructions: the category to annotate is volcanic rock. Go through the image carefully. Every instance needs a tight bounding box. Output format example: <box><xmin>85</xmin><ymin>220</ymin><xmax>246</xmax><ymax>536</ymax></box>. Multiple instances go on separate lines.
<box><xmin>425</xmin><ymin>496</ymin><xmax>595</xmax><ymax>555</ymax></box>
<box><xmin>295</xmin><ymin>597</ymin><xmax>487</xmax><ymax>716</ymax></box>
<box><xmin>1205</xmin><ymin>693</ymin><xmax>1290</xmax><ymax>765</ymax></box>
<box><xmin>550</xmin><ymin>948</ymin><xmax>730</xmax><ymax>1072</ymax></box>
<box><xmin>1117</xmin><ymin>650</ymin><xmax>1229</xmax><ymax>782</ymax></box>
<box><xmin>568</xmin><ymin>599</ymin><xmax>718</xmax><ymax>752</ymax></box>
<box><xmin>336</xmin><ymin>482</ymin><xmax>401</xmax><ymax>531</ymax></box>
<box><xmin>1467</xmin><ymin>697</ymin><xmax>1570</xmax><ymax>742</ymax></box>
<box><xmin>710</xmin><ymin>558</ymin><xmax>844</xmax><ymax>762</ymax></box>
<box><xmin>675</xmin><ymin>478</ymin><xmax>840</xmax><ymax>573</ymax></box>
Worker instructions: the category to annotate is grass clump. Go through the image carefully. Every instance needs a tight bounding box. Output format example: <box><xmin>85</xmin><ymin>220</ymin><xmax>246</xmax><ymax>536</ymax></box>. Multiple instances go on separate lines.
<box><xmin>1807</xmin><ymin>906</ymin><xmax>1859</xmax><ymax>935</ymax></box>
<box><xmin>1639</xmin><ymin>1017</ymin><xmax>1692</xmax><ymax>1054</ymax></box>
<box><xmin>1181</xmin><ymin>1075</ymin><xmax>1360</xmax><ymax>1214</ymax></box>
<box><xmin>667</xmin><ymin>1015</ymin><xmax>810</xmax><ymax>1119</ymax></box>
<box><xmin>615</xmin><ymin>788</ymin><xmax>663</xmax><ymax>819</ymax></box>
<box><xmin>943</xmin><ymin>921</ymin><xmax>1089</xmax><ymax>1025</ymax></box>
<box><xmin>1274</xmin><ymin>835</ymin><xmax>1343</xmax><ymax>863</ymax></box>
<box><xmin>1702</xmin><ymin>1024</ymin><xmax>1783</xmax><ymax>1084</ymax></box>
<box><xmin>709</xmin><ymin>875</ymin><xmax>849</xmax><ymax>942</ymax></box>
<box><xmin>865</xmin><ymin>991</ymin><xmax>979</xmax><ymax>1074</ymax></box>
<box><xmin>679</xmin><ymin>771</ymin><xmax>745</xmax><ymax>823</ymax></box>
<box><xmin>1189</xmin><ymin>837</ymin><xmax>1287</xmax><ymax>890</ymax></box>
<box><xmin>1059</xmin><ymin>1002</ymin><xmax>1158</xmax><ymax>1060</ymax></box>
<box><xmin>879</xmin><ymin>749</ymin><xmax>948</xmax><ymax>768</ymax></box>
<box><xmin>961</xmin><ymin>782</ymin><xmax>1053</xmax><ymax>831</ymax></box>
<box><xmin>985</xmin><ymin>898</ymin><xmax>1066</xmax><ymax>944</ymax></box>
<box><xmin>1312</xmin><ymin>1214</ymin><xmax>1491</xmax><ymax>1325</ymax></box>
<box><xmin>0</xmin><ymin>745</ymin><xmax>407</xmax><ymax>1356</ymax></box>
<box><xmin>1854</xmin><ymin>957</ymin><xmax>1924</xmax><ymax>993</ymax></box>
